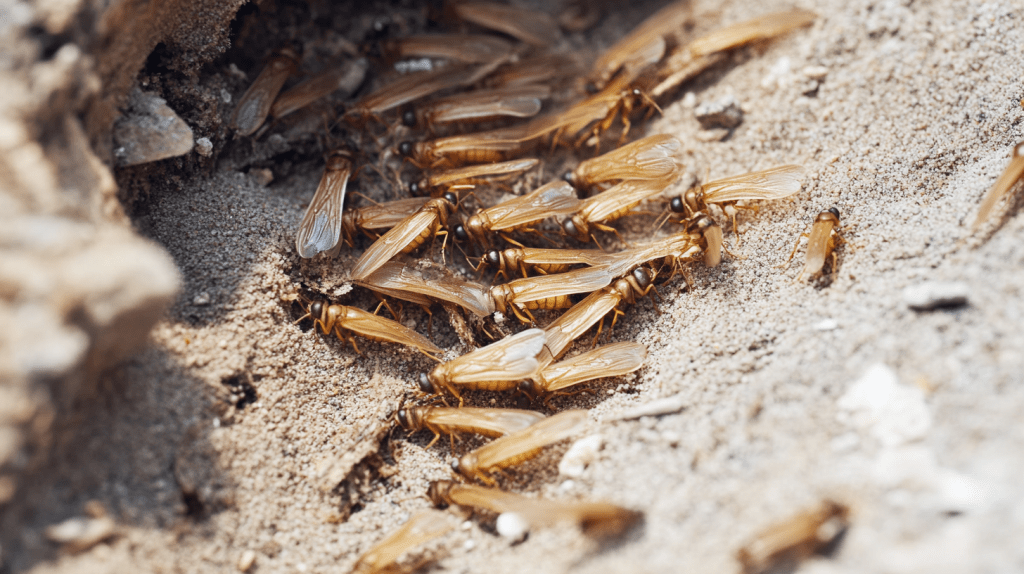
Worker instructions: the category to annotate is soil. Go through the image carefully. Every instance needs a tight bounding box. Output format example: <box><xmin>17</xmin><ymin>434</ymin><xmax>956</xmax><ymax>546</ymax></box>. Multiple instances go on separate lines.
<box><xmin>4</xmin><ymin>0</ymin><xmax>1023</xmax><ymax>573</ymax></box>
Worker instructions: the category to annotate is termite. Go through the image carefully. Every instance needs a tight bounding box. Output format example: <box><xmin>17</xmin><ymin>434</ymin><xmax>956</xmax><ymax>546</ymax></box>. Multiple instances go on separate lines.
<box><xmin>356</xmin><ymin>261</ymin><xmax>495</xmax><ymax>318</ymax></box>
<box><xmin>382</xmin><ymin>33</ymin><xmax>515</xmax><ymax>65</ymax></box>
<box><xmin>737</xmin><ymin>500</ymin><xmax>849</xmax><ymax>574</ymax></box>
<box><xmin>669</xmin><ymin>165</ymin><xmax>806</xmax><ymax>232</ymax></box>
<box><xmin>347</xmin><ymin>62</ymin><xmax>501</xmax><ymax>118</ymax></box>
<box><xmin>785</xmin><ymin>207</ymin><xmax>842</xmax><ymax>281</ymax></box>
<box><xmin>341</xmin><ymin>196</ymin><xmax>430</xmax><ymax>245</ymax></box>
<box><xmin>427</xmin><ymin>480</ymin><xmax>643</xmax><ymax>536</ymax></box>
<box><xmin>398</xmin><ymin>124</ymin><xmax>536</xmax><ymax>168</ymax></box>
<box><xmin>684</xmin><ymin>213</ymin><xmax>724</xmax><ymax>267</ymax></box>
<box><xmin>972</xmin><ymin>140</ymin><xmax>1024</xmax><ymax>229</ymax></box>
<box><xmin>487</xmin><ymin>53</ymin><xmax>580</xmax><ymax>89</ymax></box>
<box><xmin>520</xmin><ymin>341</ymin><xmax>647</xmax><ymax>403</ymax></box>
<box><xmin>395</xmin><ymin>406</ymin><xmax>546</xmax><ymax>448</ymax></box>
<box><xmin>488</xmin><ymin>265</ymin><xmax>619</xmax><ymax>322</ymax></box>
<box><xmin>540</xmin><ymin>265</ymin><xmax>658</xmax><ymax>365</ymax></box>
<box><xmin>349</xmin><ymin>192</ymin><xmax>458</xmax><ymax>281</ymax></box>
<box><xmin>351</xmin><ymin>510</ymin><xmax>454</xmax><ymax>574</ymax></box>
<box><xmin>477</xmin><ymin>246</ymin><xmax>607</xmax><ymax>280</ymax></box>
<box><xmin>409</xmin><ymin>158</ymin><xmax>539</xmax><ymax>197</ymax></box>
<box><xmin>418</xmin><ymin>328</ymin><xmax>547</xmax><ymax>405</ymax></box>
<box><xmin>296</xmin><ymin>150</ymin><xmax>354</xmax><ymax>258</ymax></box>
<box><xmin>401</xmin><ymin>84</ymin><xmax>550</xmax><ymax>130</ymax></box>
<box><xmin>231</xmin><ymin>46</ymin><xmax>300</xmax><ymax>136</ymax></box>
<box><xmin>296</xmin><ymin>298</ymin><xmax>440</xmax><ymax>358</ymax></box>
<box><xmin>451</xmin><ymin>409</ymin><xmax>587</xmax><ymax>485</ymax></box>
<box><xmin>452</xmin><ymin>2</ymin><xmax>561</xmax><ymax>48</ymax></box>
<box><xmin>452</xmin><ymin>180</ymin><xmax>582</xmax><ymax>249</ymax></box>
<box><xmin>270</xmin><ymin>59</ymin><xmax>367</xmax><ymax>120</ymax></box>
<box><xmin>589</xmin><ymin>0</ymin><xmax>691</xmax><ymax>89</ymax></box>
<box><xmin>565</xmin><ymin>133</ymin><xmax>682</xmax><ymax>189</ymax></box>
<box><xmin>563</xmin><ymin>176</ymin><xmax>676</xmax><ymax>243</ymax></box>
<box><xmin>652</xmin><ymin>9</ymin><xmax>816</xmax><ymax>98</ymax></box>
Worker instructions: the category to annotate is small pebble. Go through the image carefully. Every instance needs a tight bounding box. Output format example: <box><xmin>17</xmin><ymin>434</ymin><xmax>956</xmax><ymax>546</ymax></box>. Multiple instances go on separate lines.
<box><xmin>802</xmin><ymin>65</ymin><xmax>829</xmax><ymax>81</ymax></box>
<box><xmin>902</xmin><ymin>282</ymin><xmax>969</xmax><ymax>311</ymax></box>
<box><xmin>496</xmin><ymin>512</ymin><xmax>529</xmax><ymax>541</ymax></box>
<box><xmin>694</xmin><ymin>94</ymin><xmax>743</xmax><ymax>129</ymax></box>
<box><xmin>813</xmin><ymin>319</ymin><xmax>839</xmax><ymax>331</ymax></box>
<box><xmin>195</xmin><ymin>137</ymin><xmax>213</xmax><ymax>157</ymax></box>
<box><xmin>237</xmin><ymin>550</ymin><xmax>256</xmax><ymax>572</ymax></box>
<box><xmin>696</xmin><ymin>128</ymin><xmax>730</xmax><ymax>142</ymax></box>
<box><xmin>559</xmin><ymin>479</ymin><xmax>575</xmax><ymax>491</ymax></box>
<box><xmin>681</xmin><ymin>91</ymin><xmax>697</xmax><ymax>108</ymax></box>
<box><xmin>558</xmin><ymin>434</ymin><xmax>604</xmax><ymax>477</ymax></box>
<box><xmin>460</xmin><ymin>520</ymin><xmax>473</xmax><ymax>531</ymax></box>
<box><xmin>463</xmin><ymin>539</ymin><xmax>476</xmax><ymax>551</ymax></box>
<box><xmin>193</xmin><ymin>292</ymin><xmax>211</xmax><ymax>306</ymax></box>
<box><xmin>249</xmin><ymin>168</ymin><xmax>274</xmax><ymax>186</ymax></box>
<box><xmin>613</xmin><ymin>395</ymin><xmax>687</xmax><ymax>420</ymax></box>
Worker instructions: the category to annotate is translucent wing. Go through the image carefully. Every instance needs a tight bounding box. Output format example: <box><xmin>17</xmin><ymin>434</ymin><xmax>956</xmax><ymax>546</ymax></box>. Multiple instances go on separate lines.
<box><xmin>699</xmin><ymin>165</ymin><xmax>806</xmax><ymax>204</ymax></box>
<box><xmin>501</xmin><ymin>266</ymin><xmax>615</xmax><ymax>305</ymax></box>
<box><xmin>444</xmin><ymin>329</ymin><xmax>546</xmax><ymax>384</ymax></box>
<box><xmin>598</xmin><ymin>232</ymin><xmax>695</xmax><ymax>279</ymax></box>
<box><xmin>356</xmin><ymin>261</ymin><xmax>495</xmax><ymax>317</ymax></box>
<box><xmin>517</xmin><ymin>247</ymin><xmax>607</xmax><ymax>268</ymax></box>
<box><xmin>354</xmin><ymin>197</ymin><xmax>430</xmax><ymax>232</ymax></box>
<box><xmin>296</xmin><ymin>153</ymin><xmax>352</xmax><ymax>258</ymax></box>
<box><xmin>426</xmin><ymin>407</ymin><xmax>546</xmax><ymax>436</ymax></box>
<box><xmin>453</xmin><ymin>2</ymin><xmax>561</xmax><ymax>47</ymax></box>
<box><xmin>428</xmin><ymin>85</ymin><xmax>549</xmax><ymax>124</ymax></box>
<box><xmin>688</xmin><ymin>9</ymin><xmax>816</xmax><ymax>57</ymax></box>
<box><xmin>482</xmin><ymin>181</ymin><xmax>581</xmax><ymax>231</ymax></box>
<box><xmin>470</xmin><ymin>409</ymin><xmax>588</xmax><ymax>469</ymax></box>
<box><xmin>800</xmin><ymin>218</ymin><xmax>836</xmax><ymax>277</ymax></box>
<box><xmin>591</xmin><ymin>0</ymin><xmax>691</xmax><ymax>84</ymax></box>
<box><xmin>539</xmin><ymin>342</ymin><xmax>647</xmax><ymax>392</ymax></box>
<box><xmin>580</xmin><ymin>178</ymin><xmax>672</xmax><ymax>223</ymax></box>
<box><xmin>352</xmin><ymin>510</ymin><xmax>453</xmax><ymax>574</ymax></box>
<box><xmin>574</xmin><ymin>134</ymin><xmax>682</xmax><ymax>184</ymax></box>
<box><xmin>973</xmin><ymin>142</ymin><xmax>1024</xmax><ymax>228</ymax></box>
<box><xmin>339</xmin><ymin>307</ymin><xmax>441</xmax><ymax>355</ymax></box>
<box><xmin>354</xmin><ymin>62</ymin><xmax>500</xmax><ymax>115</ymax></box>
<box><xmin>389</xmin><ymin>33</ymin><xmax>514</xmax><ymax>64</ymax></box>
<box><xmin>349</xmin><ymin>204</ymin><xmax>443</xmax><ymax>280</ymax></box>
<box><xmin>427</xmin><ymin>158</ymin><xmax>539</xmax><ymax>188</ymax></box>
<box><xmin>541</xmin><ymin>289</ymin><xmax>621</xmax><ymax>365</ymax></box>
<box><xmin>231</xmin><ymin>50</ymin><xmax>298</xmax><ymax>136</ymax></box>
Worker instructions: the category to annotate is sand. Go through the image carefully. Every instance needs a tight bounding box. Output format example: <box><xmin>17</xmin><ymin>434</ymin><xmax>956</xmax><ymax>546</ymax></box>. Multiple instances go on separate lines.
<box><xmin>3</xmin><ymin>0</ymin><xmax>1023</xmax><ymax>572</ymax></box>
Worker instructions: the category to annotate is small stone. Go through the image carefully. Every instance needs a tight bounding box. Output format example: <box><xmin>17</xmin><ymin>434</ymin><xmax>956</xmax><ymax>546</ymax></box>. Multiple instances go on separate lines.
<box><xmin>813</xmin><ymin>319</ymin><xmax>839</xmax><ymax>331</ymax></box>
<box><xmin>902</xmin><ymin>282</ymin><xmax>969</xmax><ymax>311</ymax></box>
<box><xmin>558</xmin><ymin>434</ymin><xmax>604</xmax><ymax>478</ymax></box>
<box><xmin>496</xmin><ymin>512</ymin><xmax>529</xmax><ymax>541</ymax></box>
<box><xmin>681</xmin><ymin>92</ymin><xmax>697</xmax><ymax>108</ymax></box>
<box><xmin>802</xmin><ymin>65</ymin><xmax>829</xmax><ymax>81</ymax></box>
<box><xmin>237</xmin><ymin>549</ymin><xmax>256</xmax><ymax>572</ymax></box>
<box><xmin>696</xmin><ymin>128</ymin><xmax>730</xmax><ymax>142</ymax></box>
<box><xmin>460</xmin><ymin>520</ymin><xmax>473</xmax><ymax>531</ymax></box>
<box><xmin>45</xmin><ymin>512</ymin><xmax>117</xmax><ymax>553</ymax></box>
<box><xmin>195</xmin><ymin>137</ymin><xmax>213</xmax><ymax>157</ymax></box>
<box><xmin>112</xmin><ymin>89</ymin><xmax>194</xmax><ymax>166</ymax></box>
<box><xmin>463</xmin><ymin>539</ymin><xmax>476</xmax><ymax>551</ymax></box>
<box><xmin>613</xmin><ymin>395</ymin><xmax>687</xmax><ymax>420</ymax></box>
<box><xmin>694</xmin><ymin>94</ymin><xmax>743</xmax><ymax>129</ymax></box>
<box><xmin>193</xmin><ymin>292</ymin><xmax>211</xmax><ymax>306</ymax></box>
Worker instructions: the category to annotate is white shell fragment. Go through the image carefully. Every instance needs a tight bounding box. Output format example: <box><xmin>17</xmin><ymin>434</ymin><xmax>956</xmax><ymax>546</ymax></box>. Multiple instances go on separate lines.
<box><xmin>902</xmin><ymin>282</ymin><xmax>969</xmax><ymax>311</ymax></box>
<box><xmin>113</xmin><ymin>89</ymin><xmax>194</xmax><ymax>166</ymax></box>
<box><xmin>612</xmin><ymin>395</ymin><xmax>687</xmax><ymax>421</ymax></box>
<box><xmin>837</xmin><ymin>363</ymin><xmax>932</xmax><ymax>447</ymax></box>
<box><xmin>44</xmin><ymin>513</ymin><xmax>116</xmax><ymax>553</ymax></box>
<box><xmin>559</xmin><ymin>434</ymin><xmax>604</xmax><ymax>478</ymax></box>
<box><xmin>496</xmin><ymin>512</ymin><xmax>530</xmax><ymax>541</ymax></box>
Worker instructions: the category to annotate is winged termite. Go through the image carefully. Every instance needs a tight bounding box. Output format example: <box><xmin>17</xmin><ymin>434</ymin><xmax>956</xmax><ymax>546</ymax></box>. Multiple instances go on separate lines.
<box><xmin>453</xmin><ymin>181</ymin><xmax>581</xmax><ymax>249</ymax></box>
<box><xmin>589</xmin><ymin>0</ymin><xmax>691</xmax><ymax>89</ymax></box>
<box><xmin>351</xmin><ymin>509</ymin><xmax>454</xmax><ymax>574</ymax></box>
<box><xmin>563</xmin><ymin>176</ymin><xmax>675</xmax><ymax>242</ymax></box>
<box><xmin>972</xmin><ymin>140</ymin><xmax>1024</xmax><ymax>229</ymax></box>
<box><xmin>398</xmin><ymin>124</ymin><xmax>536</xmax><ymax>168</ymax></box>
<box><xmin>452</xmin><ymin>2</ymin><xmax>561</xmax><ymax>48</ymax></box>
<box><xmin>356</xmin><ymin>261</ymin><xmax>495</xmax><ymax>318</ymax></box>
<box><xmin>653</xmin><ymin>10</ymin><xmax>816</xmax><ymax>98</ymax></box>
<box><xmin>669</xmin><ymin>165</ymin><xmax>806</xmax><ymax>232</ymax></box>
<box><xmin>737</xmin><ymin>500</ymin><xmax>849</xmax><ymax>574</ymax></box>
<box><xmin>342</xmin><ymin>197</ymin><xmax>430</xmax><ymax>245</ymax></box>
<box><xmin>410</xmin><ymin>158</ymin><xmax>539</xmax><ymax>196</ymax></box>
<box><xmin>296</xmin><ymin>150</ymin><xmax>353</xmax><ymax>258</ymax></box>
<box><xmin>479</xmin><ymin>246</ymin><xmax>607</xmax><ymax>280</ymax></box>
<box><xmin>784</xmin><ymin>207</ymin><xmax>841</xmax><ymax>281</ymax></box>
<box><xmin>382</xmin><ymin>33</ymin><xmax>515</xmax><ymax>65</ymax></box>
<box><xmin>349</xmin><ymin>192</ymin><xmax>458</xmax><ymax>281</ymax></box>
<box><xmin>402</xmin><ymin>84</ymin><xmax>550</xmax><ymax>130</ymax></box>
<box><xmin>296</xmin><ymin>298</ymin><xmax>441</xmax><ymax>358</ymax></box>
<box><xmin>428</xmin><ymin>480</ymin><xmax>642</xmax><ymax>536</ymax></box>
<box><xmin>231</xmin><ymin>46</ymin><xmax>300</xmax><ymax>136</ymax></box>
<box><xmin>270</xmin><ymin>59</ymin><xmax>368</xmax><ymax>120</ymax></box>
<box><xmin>396</xmin><ymin>406</ymin><xmax>546</xmax><ymax>448</ymax></box>
<box><xmin>418</xmin><ymin>328</ymin><xmax>546</xmax><ymax>405</ymax></box>
<box><xmin>520</xmin><ymin>341</ymin><xmax>647</xmax><ymax>402</ymax></box>
<box><xmin>348</xmin><ymin>62</ymin><xmax>501</xmax><ymax>118</ymax></box>
<box><xmin>539</xmin><ymin>266</ymin><xmax>658</xmax><ymax>365</ymax></box>
<box><xmin>451</xmin><ymin>409</ymin><xmax>587</xmax><ymax>484</ymax></box>
<box><xmin>489</xmin><ymin>265</ymin><xmax>618</xmax><ymax>322</ymax></box>
<box><xmin>566</xmin><ymin>134</ymin><xmax>682</xmax><ymax>189</ymax></box>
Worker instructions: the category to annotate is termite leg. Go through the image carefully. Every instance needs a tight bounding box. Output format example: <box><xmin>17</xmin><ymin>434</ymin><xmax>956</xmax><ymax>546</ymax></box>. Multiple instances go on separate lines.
<box><xmin>781</xmin><ymin>232</ymin><xmax>811</xmax><ymax>269</ymax></box>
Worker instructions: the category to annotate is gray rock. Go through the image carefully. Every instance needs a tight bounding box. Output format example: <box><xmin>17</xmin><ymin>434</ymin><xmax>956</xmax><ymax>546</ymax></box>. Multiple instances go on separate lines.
<box><xmin>112</xmin><ymin>89</ymin><xmax>194</xmax><ymax>166</ymax></box>
<box><xmin>902</xmin><ymin>281</ymin><xmax>970</xmax><ymax>311</ymax></box>
<box><xmin>694</xmin><ymin>94</ymin><xmax>744</xmax><ymax>129</ymax></box>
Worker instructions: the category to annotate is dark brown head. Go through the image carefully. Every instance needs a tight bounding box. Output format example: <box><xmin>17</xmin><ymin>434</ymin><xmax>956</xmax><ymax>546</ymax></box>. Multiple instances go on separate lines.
<box><xmin>517</xmin><ymin>379</ymin><xmax>542</xmax><ymax>402</ymax></box>
<box><xmin>397</xmin><ymin>140</ymin><xmax>416</xmax><ymax>158</ymax></box>
<box><xmin>401</xmin><ymin>108</ymin><xmax>418</xmax><ymax>128</ymax></box>
<box><xmin>562</xmin><ymin>215</ymin><xmax>590</xmax><ymax>242</ymax></box>
<box><xmin>418</xmin><ymin>372</ymin><xmax>439</xmax><ymax>395</ymax></box>
<box><xmin>426</xmin><ymin>481</ymin><xmax>453</xmax><ymax>508</ymax></box>
<box><xmin>816</xmin><ymin>207</ymin><xmax>841</xmax><ymax>224</ymax></box>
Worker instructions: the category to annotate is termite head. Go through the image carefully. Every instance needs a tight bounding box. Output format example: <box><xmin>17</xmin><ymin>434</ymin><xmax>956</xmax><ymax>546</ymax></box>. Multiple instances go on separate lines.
<box><xmin>397</xmin><ymin>140</ymin><xmax>415</xmax><ymax>158</ymax></box>
<box><xmin>825</xmin><ymin>206</ymin><xmax>841</xmax><ymax>221</ymax></box>
<box><xmin>454</xmin><ymin>213</ymin><xmax>486</xmax><ymax>246</ymax></box>
<box><xmin>517</xmin><ymin>378</ymin><xmax>542</xmax><ymax>402</ymax></box>
<box><xmin>308</xmin><ymin>300</ymin><xmax>326</xmax><ymax>323</ymax></box>
<box><xmin>401</xmin><ymin>108</ymin><xmax>418</xmax><ymax>128</ymax></box>
<box><xmin>426</xmin><ymin>481</ymin><xmax>451</xmax><ymax>508</ymax></box>
<box><xmin>451</xmin><ymin>453</ymin><xmax>476</xmax><ymax>479</ymax></box>
<box><xmin>395</xmin><ymin>406</ymin><xmax>421</xmax><ymax>432</ymax></box>
<box><xmin>562</xmin><ymin>169</ymin><xmax>579</xmax><ymax>188</ymax></box>
<box><xmin>418</xmin><ymin>371</ymin><xmax>439</xmax><ymax>395</ymax></box>
<box><xmin>669</xmin><ymin>195</ymin><xmax>686</xmax><ymax>214</ymax></box>
<box><xmin>408</xmin><ymin>180</ymin><xmax>423</xmax><ymax>196</ymax></box>
<box><xmin>483</xmin><ymin>248</ymin><xmax>503</xmax><ymax>269</ymax></box>
<box><xmin>562</xmin><ymin>215</ymin><xmax>589</xmax><ymax>242</ymax></box>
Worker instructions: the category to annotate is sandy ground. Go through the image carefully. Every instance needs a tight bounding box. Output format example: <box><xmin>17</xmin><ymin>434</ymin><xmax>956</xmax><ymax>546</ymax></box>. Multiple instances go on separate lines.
<box><xmin>6</xmin><ymin>0</ymin><xmax>1024</xmax><ymax>572</ymax></box>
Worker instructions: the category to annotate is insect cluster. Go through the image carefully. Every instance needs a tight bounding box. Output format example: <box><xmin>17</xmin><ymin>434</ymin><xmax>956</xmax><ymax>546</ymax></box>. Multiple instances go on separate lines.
<box><xmin>228</xmin><ymin>2</ymin><xmax>839</xmax><ymax>572</ymax></box>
